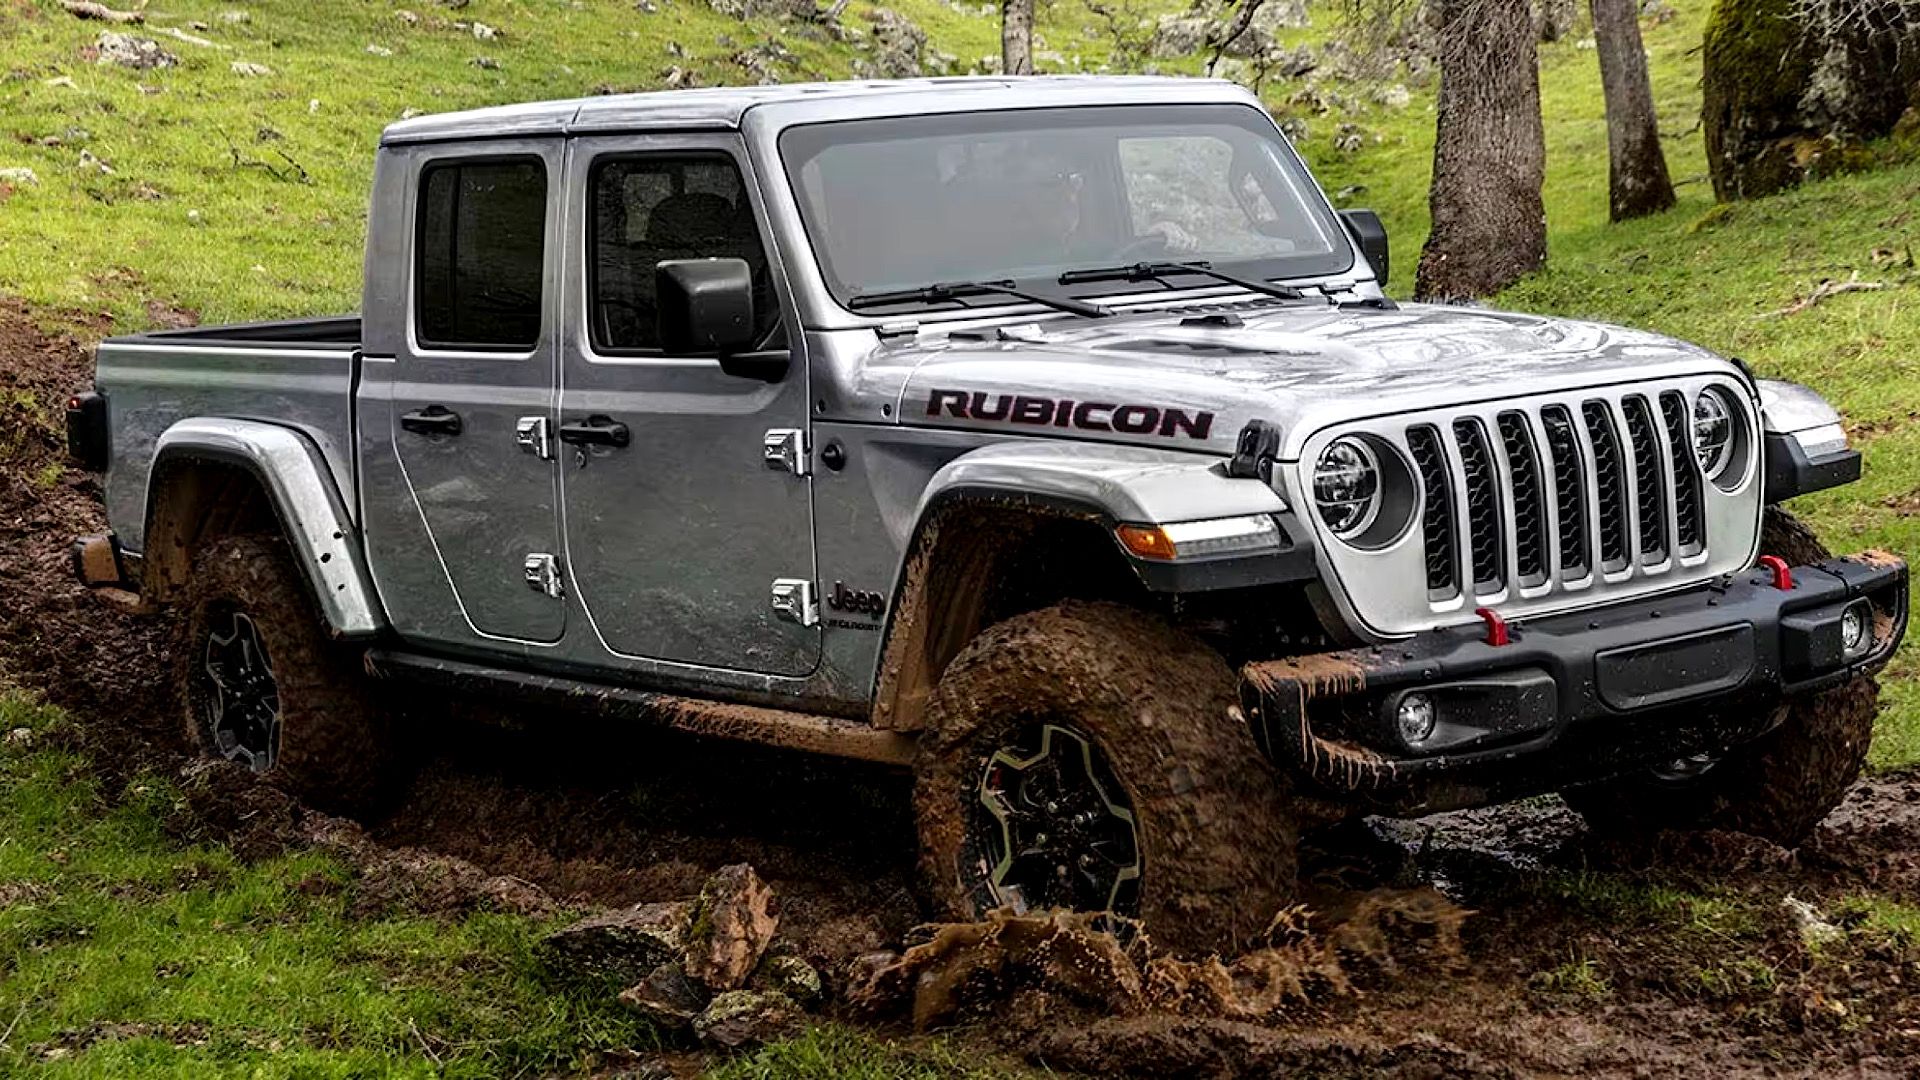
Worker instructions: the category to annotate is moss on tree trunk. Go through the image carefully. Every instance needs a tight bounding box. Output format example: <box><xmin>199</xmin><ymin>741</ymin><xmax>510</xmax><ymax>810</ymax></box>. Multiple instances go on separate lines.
<box><xmin>1702</xmin><ymin>0</ymin><xmax>1814</xmax><ymax>200</ymax></box>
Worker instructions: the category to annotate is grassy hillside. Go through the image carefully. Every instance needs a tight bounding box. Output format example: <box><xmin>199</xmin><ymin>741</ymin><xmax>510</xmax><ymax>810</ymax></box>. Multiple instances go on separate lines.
<box><xmin>4</xmin><ymin>0</ymin><xmax>1920</xmax><ymax>1072</ymax></box>
<box><xmin>0</xmin><ymin>0</ymin><xmax>1132</xmax><ymax>324</ymax></box>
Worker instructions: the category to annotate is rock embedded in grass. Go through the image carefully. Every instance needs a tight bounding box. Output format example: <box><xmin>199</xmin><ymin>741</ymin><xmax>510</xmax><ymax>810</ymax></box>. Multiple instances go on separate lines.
<box><xmin>692</xmin><ymin>989</ymin><xmax>805</xmax><ymax>1049</ymax></box>
<box><xmin>539</xmin><ymin>900</ymin><xmax>692</xmax><ymax>986</ymax></box>
<box><xmin>94</xmin><ymin>32</ymin><xmax>177</xmax><ymax>69</ymax></box>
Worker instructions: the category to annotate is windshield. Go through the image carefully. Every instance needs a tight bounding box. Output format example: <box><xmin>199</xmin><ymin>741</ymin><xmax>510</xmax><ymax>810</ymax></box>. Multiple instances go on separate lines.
<box><xmin>778</xmin><ymin>104</ymin><xmax>1353</xmax><ymax>312</ymax></box>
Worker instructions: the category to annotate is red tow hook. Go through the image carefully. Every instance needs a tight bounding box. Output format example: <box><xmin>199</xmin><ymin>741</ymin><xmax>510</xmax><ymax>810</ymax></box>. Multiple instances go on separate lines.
<box><xmin>1474</xmin><ymin>606</ymin><xmax>1511</xmax><ymax>647</ymax></box>
<box><xmin>1757</xmin><ymin>555</ymin><xmax>1793</xmax><ymax>591</ymax></box>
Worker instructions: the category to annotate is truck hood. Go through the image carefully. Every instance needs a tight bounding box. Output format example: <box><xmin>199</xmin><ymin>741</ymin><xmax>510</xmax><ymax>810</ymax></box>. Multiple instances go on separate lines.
<box><xmin>888</xmin><ymin>301</ymin><xmax>1735</xmax><ymax>460</ymax></box>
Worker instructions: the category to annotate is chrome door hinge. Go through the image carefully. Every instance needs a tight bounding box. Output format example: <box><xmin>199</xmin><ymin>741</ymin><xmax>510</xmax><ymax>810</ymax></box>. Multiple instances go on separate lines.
<box><xmin>516</xmin><ymin>416</ymin><xmax>553</xmax><ymax>460</ymax></box>
<box><xmin>769</xmin><ymin>578</ymin><xmax>818</xmax><ymax>627</ymax></box>
<box><xmin>763</xmin><ymin>428</ymin><xmax>809</xmax><ymax>477</ymax></box>
<box><xmin>523</xmin><ymin>553</ymin><xmax>564</xmax><ymax>599</ymax></box>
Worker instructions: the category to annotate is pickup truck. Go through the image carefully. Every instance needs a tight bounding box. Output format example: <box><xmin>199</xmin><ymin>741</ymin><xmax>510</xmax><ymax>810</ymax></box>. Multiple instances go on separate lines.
<box><xmin>66</xmin><ymin>76</ymin><xmax>1907</xmax><ymax>956</ymax></box>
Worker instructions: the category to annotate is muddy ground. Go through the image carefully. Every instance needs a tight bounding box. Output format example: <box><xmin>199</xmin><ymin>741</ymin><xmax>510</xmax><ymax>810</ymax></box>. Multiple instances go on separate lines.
<box><xmin>6</xmin><ymin>298</ymin><xmax>1920</xmax><ymax>1077</ymax></box>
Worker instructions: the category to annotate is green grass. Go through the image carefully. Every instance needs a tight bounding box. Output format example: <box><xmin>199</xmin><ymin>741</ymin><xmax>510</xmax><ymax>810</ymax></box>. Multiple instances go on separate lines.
<box><xmin>710</xmin><ymin>1027</ymin><xmax>1030</xmax><ymax>1079</ymax></box>
<box><xmin>0</xmin><ymin>693</ymin><xmax>657</xmax><ymax>1077</ymax></box>
<box><xmin>0</xmin><ymin>0</ymin><xmax>1142</xmax><ymax>327</ymax></box>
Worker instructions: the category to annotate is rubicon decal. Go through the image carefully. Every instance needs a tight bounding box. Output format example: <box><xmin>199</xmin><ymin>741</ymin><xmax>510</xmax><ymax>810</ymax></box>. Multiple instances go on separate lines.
<box><xmin>925</xmin><ymin>390</ymin><xmax>1215</xmax><ymax>441</ymax></box>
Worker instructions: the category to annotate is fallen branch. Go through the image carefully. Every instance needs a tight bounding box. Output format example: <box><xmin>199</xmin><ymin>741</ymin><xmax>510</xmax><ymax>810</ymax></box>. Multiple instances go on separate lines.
<box><xmin>1756</xmin><ymin>272</ymin><xmax>1887</xmax><ymax>319</ymax></box>
<box><xmin>220</xmin><ymin>130</ymin><xmax>313</xmax><ymax>185</ymax></box>
<box><xmin>60</xmin><ymin>0</ymin><xmax>145</xmax><ymax>23</ymax></box>
<box><xmin>158</xmin><ymin>26</ymin><xmax>226</xmax><ymax>49</ymax></box>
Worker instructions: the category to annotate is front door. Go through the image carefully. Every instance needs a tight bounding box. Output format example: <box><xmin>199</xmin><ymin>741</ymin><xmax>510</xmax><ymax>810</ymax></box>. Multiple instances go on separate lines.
<box><xmin>378</xmin><ymin>143</ymin><xmax>566</xmax><ymax>646</ymax></box>
<box><xmin>557</xmin><ymin>135</ymin><xmax>818</xmax><ymax>676</ymax></box>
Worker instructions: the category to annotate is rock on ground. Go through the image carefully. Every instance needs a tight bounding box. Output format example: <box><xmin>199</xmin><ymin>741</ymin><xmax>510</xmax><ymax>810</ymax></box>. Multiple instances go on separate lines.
<box><xmin>683</xmin><ymin>864</ymin><xmax>778</xmax><ymax>992</ymax></box>
<box><xmin>619</xmin><ymin>962</ymin><xmax>711</xmax><ymax>1029</ymax></box>
<box><xmin>693</xmin><ymin>989</ymin><xmax>804</xmax><ymax>1049</ymax></box>
<box><xmin>541</xmin><ymin>901</ymin><xmax>691</xmax><ymax>986</ymax></box>
<box><xmin>94</xmin><ymin>32</ymin><xmax>177</xmax><ymax>69</ymax></box>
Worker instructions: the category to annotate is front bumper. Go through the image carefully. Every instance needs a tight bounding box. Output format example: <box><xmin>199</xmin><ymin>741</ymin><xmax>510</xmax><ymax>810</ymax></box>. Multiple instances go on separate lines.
<box><xmin>1240</xmin><ymin>551</ymin><xmax>1908</xmax><ymax>815</ymax></box>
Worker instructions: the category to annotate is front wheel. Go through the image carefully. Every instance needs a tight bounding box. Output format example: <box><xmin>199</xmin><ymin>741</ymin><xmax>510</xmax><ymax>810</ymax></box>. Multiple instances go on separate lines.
<box><xmin>912</xmin><ymin>601</ymin><xmax>1301</xmax><ymax>957</ymax></box>
<box><xmin>179</xmin><ymin>534</ymin><xmax>397</xmax><ymax>815</ymax></box>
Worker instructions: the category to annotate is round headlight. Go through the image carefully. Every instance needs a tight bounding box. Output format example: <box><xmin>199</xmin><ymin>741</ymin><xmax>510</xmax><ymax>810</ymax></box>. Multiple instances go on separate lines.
<box><xmin>1314</xmin><ymin>436</ymin><xmax>1381</xmax><ymax>538</ymax></box>
<box><xmin>1693</xmin><ymin>389</ymin><xmax>1735</xmax><ymax>481</ymax></box>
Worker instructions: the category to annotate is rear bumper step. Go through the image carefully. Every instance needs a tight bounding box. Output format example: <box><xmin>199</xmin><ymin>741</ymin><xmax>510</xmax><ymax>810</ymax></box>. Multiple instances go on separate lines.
<box><xmin>1240</xmin><ymin>551</ymin><xmax>1908</xmax><ymax>814</ymax></box>
<box><xmin>70</xmin><ymin>533</ymin><xmax>134</xmax><ymax>590</ymax></box>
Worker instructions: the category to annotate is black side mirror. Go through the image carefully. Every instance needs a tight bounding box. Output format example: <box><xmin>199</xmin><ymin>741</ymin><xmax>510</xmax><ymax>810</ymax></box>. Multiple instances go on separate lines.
<box><xmin>655</xmin><ymin>258</ymin><xmax>790</xmax><ymax>382</ymax></box>
<box><xmin>1338</xmin><ymin>209</ymin><xmax>1390</xmax><ymax>288</ymax></box>
<box><xmin>656</xmin><ymin>257</ymin><xmax>758</xmax><ymax>356</ymax></box>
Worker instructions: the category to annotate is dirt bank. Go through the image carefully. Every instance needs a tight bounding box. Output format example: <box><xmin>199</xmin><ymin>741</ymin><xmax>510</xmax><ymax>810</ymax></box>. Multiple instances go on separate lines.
<box><xmin>5</xmin><ymin>298</ymin><xmax>1920</xmax><ymax>1076</ymax></box>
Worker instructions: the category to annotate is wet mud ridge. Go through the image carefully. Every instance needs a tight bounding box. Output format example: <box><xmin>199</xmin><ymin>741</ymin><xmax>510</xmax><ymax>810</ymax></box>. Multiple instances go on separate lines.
<box><xmin>7</xmin><ymin>299</ymin><xmax>1920</xmax><ymax>1075</ymax></box>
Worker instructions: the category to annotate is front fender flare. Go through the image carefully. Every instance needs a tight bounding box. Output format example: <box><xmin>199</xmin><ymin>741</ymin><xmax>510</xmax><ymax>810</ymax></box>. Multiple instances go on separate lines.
<box><xmin>912</xmin><ymin>441</ymin><xmax>1291</xmax><ymax>528</ymax></box>
<box><xmin>147</xmin><ymin>418</ymin><xmax>384</xmax><ymax>639</ymax></box>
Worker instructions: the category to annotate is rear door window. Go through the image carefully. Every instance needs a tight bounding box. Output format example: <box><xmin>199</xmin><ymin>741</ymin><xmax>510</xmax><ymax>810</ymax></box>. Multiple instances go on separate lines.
<box><xmin>415</xmin><ymin>157</ymin><xmax>548</xmax><ymax>349</ymax></box>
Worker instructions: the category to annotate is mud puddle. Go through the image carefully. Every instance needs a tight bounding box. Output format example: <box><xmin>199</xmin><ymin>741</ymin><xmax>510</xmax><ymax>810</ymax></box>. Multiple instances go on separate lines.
<box><xmin>7</xmin><ymin>297</ymin><xmax>1920</xmax><ymax>1075</ymax></box>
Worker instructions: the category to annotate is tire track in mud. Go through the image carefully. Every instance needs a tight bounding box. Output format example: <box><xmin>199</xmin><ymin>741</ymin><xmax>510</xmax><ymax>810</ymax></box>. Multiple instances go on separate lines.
<box><xmin>9</xmin><ymin>299</ymin><xmax>1920</xmax><ymax>1075</ymax></box>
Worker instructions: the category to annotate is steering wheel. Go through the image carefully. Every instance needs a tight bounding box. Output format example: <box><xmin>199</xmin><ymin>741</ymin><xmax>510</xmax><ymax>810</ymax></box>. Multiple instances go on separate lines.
<box><xmin>1114</xmin><ymin>232</ymin><xmax>1172</xmax><ymax>261</ymax></box>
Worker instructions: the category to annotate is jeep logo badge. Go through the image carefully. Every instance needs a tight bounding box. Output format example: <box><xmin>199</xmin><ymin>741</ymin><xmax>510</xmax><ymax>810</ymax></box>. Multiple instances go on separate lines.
<box><xmin>826</xmin><ymin>580</ymin><xmax>886</xmax><ymax>618</ymax></box>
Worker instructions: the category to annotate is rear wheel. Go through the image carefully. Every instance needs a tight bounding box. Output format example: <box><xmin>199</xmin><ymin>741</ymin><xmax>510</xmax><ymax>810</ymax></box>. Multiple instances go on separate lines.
<box><xmin>912</xmin><ymin>601</ymin><xmax>1301</xmax><ymax>957</ymax></box>
<box><xmin>1563</xmin><ymin>508</ymin><xmax>1878</xmax><ymax>846</ymax></box>
<box><xmin>179</xmin><ymin>534</ymin><xmax>396</xmax><ymax>815</ymax></box>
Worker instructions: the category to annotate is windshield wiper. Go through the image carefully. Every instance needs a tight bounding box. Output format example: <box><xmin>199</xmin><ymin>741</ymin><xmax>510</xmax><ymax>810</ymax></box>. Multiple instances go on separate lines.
<box><xmin>847</xmin><ymin>279</ymin><xmax>1112</xmax><ymax>319</ymax></box>
<box><xmin>1056</xmin><ymin>261</ymin><xmax>1313</xmax><ymax>303</ymax></box>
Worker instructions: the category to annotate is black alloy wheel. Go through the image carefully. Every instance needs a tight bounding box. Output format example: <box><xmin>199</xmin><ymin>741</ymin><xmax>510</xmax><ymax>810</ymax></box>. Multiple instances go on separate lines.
<box><xmin>194</xmin><ymin>605</ymin><xmax>283</xmax><ymax>772</ymax></box>
<box><xmin>965</xmin><ymin>722</ymin><xmax>1143</xmax><ymax>917</ymax></box>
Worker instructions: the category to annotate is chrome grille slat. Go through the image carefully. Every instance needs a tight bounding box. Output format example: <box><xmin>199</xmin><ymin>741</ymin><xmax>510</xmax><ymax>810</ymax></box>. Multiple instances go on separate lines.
<box><xmin>1659</xmin><ymin>390</ymin><xmax>1706</xmax><ymax>555</ymax></box>
<box><xmin>1540</xmin><ymin>405</ymin><xmax>1589</xmax><ymax>580</ymax></box>
<box><xmin>1452</xmin><ymin>418</ymin><xmax>1504</xmax><ymax>594</ymax></box>
<box><xmin>1407</xmin><ymin>425</ymin><xmax>1458</xmax><ymax>599</ymax></box>
<box><xmin>1582</xmin><ymin>400</ymin><xmax>1631</xmax><ymax>572</ymax></box>
<box><xmin>1621</xmin><ymin>395</ymin><xmax>1668</xmax><ymax>566</ymax></box>
<box><xmin>1497</xmin><ymin>411</ymin><xmax>1549</xmax><ymax>588</ymax></box>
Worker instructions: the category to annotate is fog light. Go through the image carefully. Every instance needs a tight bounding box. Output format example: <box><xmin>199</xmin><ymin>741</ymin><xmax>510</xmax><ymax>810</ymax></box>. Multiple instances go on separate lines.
<box><xmin>1841</xmin><ymin>600</ymin><xmax>1872</xmax><ymax>658</ymax></box>
<box><xmin>1395</xmin><ymin>693</ymin><xmax>1437</xmax><ymax>747</ymax></box>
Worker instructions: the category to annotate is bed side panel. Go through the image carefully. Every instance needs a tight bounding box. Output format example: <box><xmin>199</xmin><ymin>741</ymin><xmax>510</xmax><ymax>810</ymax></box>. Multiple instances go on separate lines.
<box><xmin>96</xmin><ymin>340</ymin><xmax>358</xmax><ymax>553</ymax></box>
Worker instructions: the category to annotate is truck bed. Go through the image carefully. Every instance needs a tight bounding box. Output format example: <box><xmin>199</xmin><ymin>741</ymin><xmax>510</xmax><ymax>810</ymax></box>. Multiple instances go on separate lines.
<box><xmin>94</xmin><ymin>316</ymin><xmax>363</xmax><ymax>558</ymax></box>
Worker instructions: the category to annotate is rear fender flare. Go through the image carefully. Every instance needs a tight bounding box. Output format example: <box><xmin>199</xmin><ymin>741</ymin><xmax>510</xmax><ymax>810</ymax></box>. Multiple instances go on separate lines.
<box><xmin>146</xmin><ymin>418</ymin><xmax>384</xmax><ymax>639</ymax></box>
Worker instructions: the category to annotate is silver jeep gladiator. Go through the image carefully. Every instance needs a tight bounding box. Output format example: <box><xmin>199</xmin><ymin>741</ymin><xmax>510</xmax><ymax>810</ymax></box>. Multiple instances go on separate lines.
<box><xmin>67</xmin><ymin>77</ymin><xmax>1908</xmax><ymax>955</ymax></box>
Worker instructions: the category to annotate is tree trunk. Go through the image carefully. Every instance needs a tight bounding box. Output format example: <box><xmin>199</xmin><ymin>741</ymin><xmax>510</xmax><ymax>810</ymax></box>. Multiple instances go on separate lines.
<box><xmin>1414</xmin><ymin>0</ymin><xmax>1548</xmax><ymax>301</ymax></box>
<box><xmin>1002</xmin><ymin>0</ymin><xmax>1034</xmax><ymax>74</ymax></box>
<box><xmin>1591</xmin><ymin>0</ymin><xmax>1676</xmax><ymax>219</ymax></box>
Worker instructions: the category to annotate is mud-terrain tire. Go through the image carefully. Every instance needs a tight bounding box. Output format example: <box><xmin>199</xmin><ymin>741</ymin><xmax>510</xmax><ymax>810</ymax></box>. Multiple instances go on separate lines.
<box><xmin>1563</xmin><ymin>508</ymin><xmax>1879</xmax><ymax>847</ymax></box>
<box><xmin>913</xmin><ymin>600</ymin><xmax>1300</xmax><ymax>957</ymax></box>
<box><xmin>178</xmin><ymin>533</ymin><xmax>395</xmax><ymax>815</ymax></box>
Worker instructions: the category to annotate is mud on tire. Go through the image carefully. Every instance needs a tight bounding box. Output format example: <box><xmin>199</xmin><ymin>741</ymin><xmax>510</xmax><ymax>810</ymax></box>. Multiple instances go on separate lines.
<box><xmin>913</xmin><ymin>600</ymin><xmax>1300</xmax><ymax>958</ymax></box>
<box><xmin>178</xmin><ymin>533</ymin><xmax>396</xmax><ymax>815</ymax></box>
<box><xmin>1563</xmin><ymin>508</ymin><xmax>1880</xmax><ymax>847</ymax></box>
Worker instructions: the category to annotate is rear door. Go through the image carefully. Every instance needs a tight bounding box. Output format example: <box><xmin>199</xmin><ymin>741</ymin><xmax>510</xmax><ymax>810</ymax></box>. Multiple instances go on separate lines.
<box><xmin>368</xmin><ymin>141</ymin><xmax>567</xmax><ymax>647</ymax></box>
<box><xmin>557</xmin><ymin>133</ymin><xmax>819</xmax><ymax>676</ymax></box>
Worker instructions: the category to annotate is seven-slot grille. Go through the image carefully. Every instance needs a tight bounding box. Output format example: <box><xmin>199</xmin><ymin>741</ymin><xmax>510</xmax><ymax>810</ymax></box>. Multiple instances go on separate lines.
<box><xmin>1414</xmin><ymin>392</ymin><xmax>1716</xmax><ymax>602</ymax></box>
